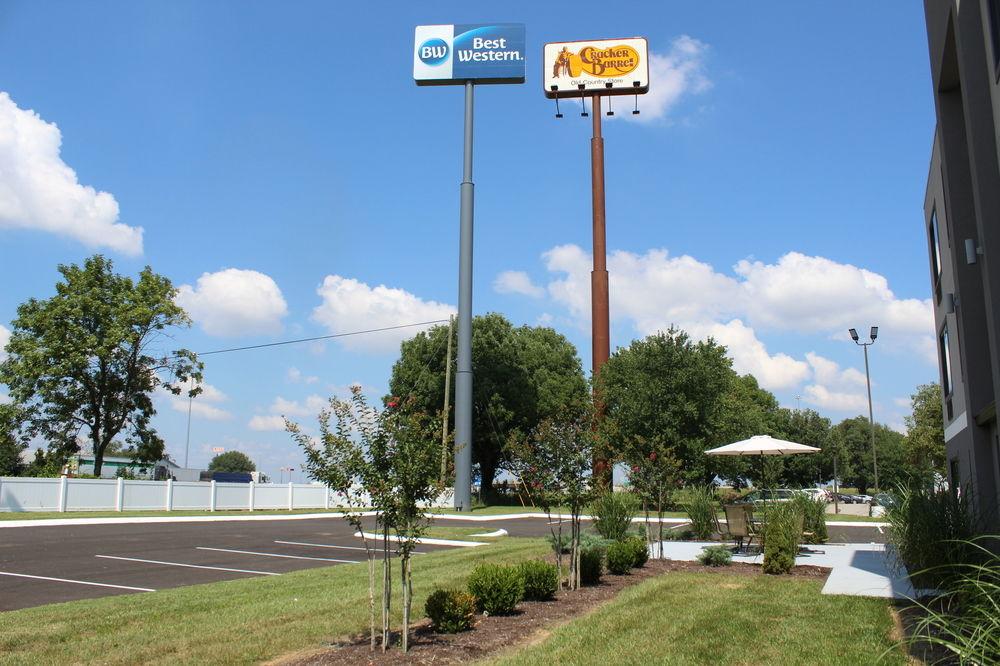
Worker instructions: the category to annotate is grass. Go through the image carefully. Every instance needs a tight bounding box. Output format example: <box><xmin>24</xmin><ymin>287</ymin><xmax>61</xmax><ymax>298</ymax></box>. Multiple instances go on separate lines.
<box><xmin>0</xmin><ymin>538</ymin><xmax>549</xmax><ymax>664</ymax></box>
<box><xmin>488</xmin><ymin>571</ymin><xmax>904</xmax><ymax>666</ymax></box>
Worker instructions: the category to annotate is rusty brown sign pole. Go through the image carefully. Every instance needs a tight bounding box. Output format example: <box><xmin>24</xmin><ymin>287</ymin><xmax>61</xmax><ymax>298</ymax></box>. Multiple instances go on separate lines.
<box><xmin>590</xmin><ymin>94</ymin><xmax>612</xmax><ymax>486</ymax></box>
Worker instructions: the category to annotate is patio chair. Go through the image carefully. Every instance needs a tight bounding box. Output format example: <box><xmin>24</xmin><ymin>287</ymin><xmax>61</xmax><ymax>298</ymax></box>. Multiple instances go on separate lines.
<box><xmin>795</xmin><ymin>512</ymin><xmax>825</xmax><ymax>555</ymax></box>
<box><xmin>722</xmin><ymin>504</ymin><xmax>755</xmax><ymax>553</ymax></box>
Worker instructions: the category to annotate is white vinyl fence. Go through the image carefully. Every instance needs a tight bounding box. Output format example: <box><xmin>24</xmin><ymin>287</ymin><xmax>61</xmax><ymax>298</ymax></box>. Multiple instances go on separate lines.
<box><xmin>0</xmin><ymin>477</ymin><xmax>455</xmax><ymax>513</ymax></box>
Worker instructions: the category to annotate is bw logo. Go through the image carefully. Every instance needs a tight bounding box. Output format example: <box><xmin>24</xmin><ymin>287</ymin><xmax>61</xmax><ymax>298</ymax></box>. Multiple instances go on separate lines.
<box><xmin>419</xmin><ymin>38</ymin><xmax>449</xmax><ymax>66</ymax></box>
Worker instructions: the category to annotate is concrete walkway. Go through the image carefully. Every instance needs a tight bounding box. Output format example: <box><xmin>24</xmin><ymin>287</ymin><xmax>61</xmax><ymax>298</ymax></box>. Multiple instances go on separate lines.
<box><xmin>654</xmin><ymin>540</ymin><xmax>915</xmax><ymax>599</ymax></box>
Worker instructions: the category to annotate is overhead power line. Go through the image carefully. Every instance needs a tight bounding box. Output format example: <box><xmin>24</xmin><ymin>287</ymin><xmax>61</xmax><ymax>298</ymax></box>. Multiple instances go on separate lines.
<box><xmin>190</xmin><ymin>320</ymin><xmax>450</xmax><ymax>357</ymax></box>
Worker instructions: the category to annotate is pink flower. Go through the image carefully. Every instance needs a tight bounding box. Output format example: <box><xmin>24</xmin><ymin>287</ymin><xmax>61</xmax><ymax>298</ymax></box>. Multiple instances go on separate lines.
<box><xmin>648</xmin><ymin>451</ymin><xmax>657</xmax><ymax>461</ymax></box>
<box><xmin>387</xmin><ymin>397</ymin><xmax>400</xmax><ymax>409</ymax></box>
<box><xmin>631</xmin><ymin>465</ymin><xmax>640</xmax><ymax>473</ymax></box>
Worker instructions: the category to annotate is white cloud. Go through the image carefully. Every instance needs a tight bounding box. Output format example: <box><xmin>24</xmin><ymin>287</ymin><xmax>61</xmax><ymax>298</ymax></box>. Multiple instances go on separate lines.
<box><xmin>287</xmin><ymin>367</ymin><xmax>319</xmax><ymax>384</ymax></box>
<box><xmin>248</xmin><ymin>415</ymin><xmax>287</xmax><ymax>432</ymax></box>
<box><xmin>627</xmin><ymin>36</ymin><xmax>711</xmax><ymax>123</ymax></box>
<box><xmin>176</xmin><ymin>268</ymin><xmax>288</xmax><ymax>337</ymax></box>
<box><xmin>803</xmin><ymin>384</ymin><xmax>867</xmax><ymax>413</ymax></box>
<box><xmin>0</xmin><ymin>323</ymin><xmax>9</xmax><ymax>362</ymax></box>
<box><xmin>268</xmin><ymin>395</ymin><xmax>326</xmax><ymax>417</ymax></box>
<box><xmin>533</xmin><ymin>244</ymin><xmax>933</xmax><ymax>392</ymax></box>
<box><xmin>805</xmin><ymin>352</ymin><xmax>867</xmax><ymax>389</ymax></box>
<box><xmin>734</xmin><ymin>253</ymin><xmax>933</xmax><ymax>351</ymax></box>
<box><xmin>893</xmin><ymin>396</ymin><xmax>913</xmax><ymax>409</ymax></box>
<box><xmin>0</xmin><ymin>92</ymin><xmax>142</xmax><ymax>255</ymax></box>
<box><xmin>312</xmin><ymin>275</ymin><xmax>454</xmax><ymax>353</ymax></box>
<box><xmin>161</xmin><ymin>382</ymin><xmax>231</xmax><ymax>421</ymax></box>
<box><xmin>494</xmin><ymin>270</ymin><xmax>544</xmax><ymax>298</ymax></box>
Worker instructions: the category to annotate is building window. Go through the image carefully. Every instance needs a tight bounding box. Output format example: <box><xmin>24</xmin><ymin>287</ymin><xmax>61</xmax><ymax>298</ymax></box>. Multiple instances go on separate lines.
<box><xmin>990</xmin><ymin>0</ymin><xmax>1000</xmax><ymax>75</ymax></box>
<box><xmin>940</xmin><ymin>324</ymin><xmax>953</xmax><ymax>397</ymax></box>
<box><xmin>929</xmin><ymin>207</ymin><xmax>943</xmax><ymax>302</ymax></box>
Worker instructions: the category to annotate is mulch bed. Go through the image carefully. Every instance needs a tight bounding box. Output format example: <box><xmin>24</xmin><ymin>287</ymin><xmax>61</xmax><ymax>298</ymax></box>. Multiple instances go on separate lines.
<box><xmin>275</xmin><ymin>559</ymin><xmax>830</xmax><ymax>665</ymax></box>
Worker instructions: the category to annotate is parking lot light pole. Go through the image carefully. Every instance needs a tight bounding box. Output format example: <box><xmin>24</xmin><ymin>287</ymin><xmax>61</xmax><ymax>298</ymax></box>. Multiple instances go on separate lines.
<box><xmin>849</xmin><ymin>326</ymin><xmax>879</xmax><ymax>493</ymax></box>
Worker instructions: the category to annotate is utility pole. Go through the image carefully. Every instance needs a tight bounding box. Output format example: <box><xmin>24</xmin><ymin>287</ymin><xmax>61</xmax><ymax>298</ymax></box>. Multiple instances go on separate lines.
<box><xmin>440</xmin><ymin>315</ymin><xmax>454</xmax><ymax>484</ymax></box>
<box><xmin>184</xmin><ymin>378</ymin><xmax>193</xmax><ymax>468</ymax></box>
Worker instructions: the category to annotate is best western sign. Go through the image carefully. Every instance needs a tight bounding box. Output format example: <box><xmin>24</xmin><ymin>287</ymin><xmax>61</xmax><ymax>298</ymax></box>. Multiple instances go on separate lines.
<box><xmin>543</xmin><ymin>37</ymin><xmax>649</xmax><ymax>97</ymax></box>
<box><xmin>414</xmin><ymin>24</ymin><xmax>526</xmax><ymax>85</ymax></box>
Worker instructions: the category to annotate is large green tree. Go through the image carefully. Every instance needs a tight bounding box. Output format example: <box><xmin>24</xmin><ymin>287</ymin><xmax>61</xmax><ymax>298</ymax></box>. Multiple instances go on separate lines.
<box><xmin>208</xmin><ymin>450</ymin><xmax>256</xmax><ymax>474</ymax></box>
<box><xmin>771</xmin><ymin>408</ymin><xmax>833</xmax><ymax>487</ymax></box>
<box><xmin>598</xmin><ymin>327</ymin><xmax>777</xmax><ymax>485</ymax></box>
<box><xmin>903</xmin><ymin>383</ymin><xmax>946</xmax><ymax>482</ymax></box>
<box><xmin>387</xmin><ymin>313</ymin><xmax>587</xmax><ymax>497</ymax></box>
<box><xmin>829</xmin><ymin>416</ymin><xmax>906</xmax><ymax>494</ymax></box>
<box><xmin>0</xmin><ymin>256</ymin><xmax>201</xmax><ymax>477</ymax></box>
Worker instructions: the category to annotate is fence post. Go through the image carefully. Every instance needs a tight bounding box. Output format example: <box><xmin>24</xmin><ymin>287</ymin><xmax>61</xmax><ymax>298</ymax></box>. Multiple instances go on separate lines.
<box><xmin>248</xmin><ymin>481</ymin><xmax>255</xmax><ymax>512</ymax></box>
<box><xmin>165</xmin><ymin>478</ymin><xmax>174</xmax><ymax>511</ymax></box>
<box><xmin>288</xmin><ymin>482</ymin><xmax>294</xmax><ymax>511</ymax></box>
<box><xmin>210</xmin><ymin>480</ymin><xmax>217</xmax><ymax>512</ymax></box>
<box><xmin>58</xmin><ymin>476</ymin><xmax>68</xmax><ymax>512</ymax></box>
<box><xmin>116</xmin><ymin>477</ymin><xmax>124</xmax><ymax>511</ymax></box>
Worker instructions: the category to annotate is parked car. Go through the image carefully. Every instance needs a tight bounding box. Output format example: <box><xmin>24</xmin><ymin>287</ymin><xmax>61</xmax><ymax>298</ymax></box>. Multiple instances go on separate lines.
<box><xmin>834</xmin><ymin>493</ymin><xmax>860</xmax><ymax>504</ymax></box>
<box><xmin>855</xmin><ymin>494</ymin><xmax>874</xmax><ymax>504</ymax></box>
<box><xmin>873</xmin><ymin>493</ymin><xmax>898</xmax><ymax>509</ymax></box>
<box><xmin>798</xmin><ymin>488</ymin><xmax>830</xmax><ymax>502</ymax></box>
<box><xmin>735</xmin><ymin>488</ymin><xmax>796</xmax><ymax>504</ymax></box>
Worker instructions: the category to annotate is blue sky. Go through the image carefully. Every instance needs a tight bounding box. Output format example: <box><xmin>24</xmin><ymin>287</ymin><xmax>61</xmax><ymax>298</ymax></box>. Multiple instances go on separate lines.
<box><xmin>0</xmin><ymin>2</ymin><xmax>938</xmax><ymax>481</ymax></box>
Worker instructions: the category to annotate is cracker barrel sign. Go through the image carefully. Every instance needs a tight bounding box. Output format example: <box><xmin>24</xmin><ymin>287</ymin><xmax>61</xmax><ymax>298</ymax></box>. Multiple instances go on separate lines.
<box><xmin>543</xmin><ymin>37</ymin><xmax>649</xmax><ymax>97</ymax></box>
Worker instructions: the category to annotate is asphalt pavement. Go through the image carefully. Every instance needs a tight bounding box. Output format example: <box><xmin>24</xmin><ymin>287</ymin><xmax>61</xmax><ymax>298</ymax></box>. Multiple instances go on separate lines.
<box><xmin>0</xmin><ymin>513</ymin><xmax>886</xmax><ymax>612</ymax></box>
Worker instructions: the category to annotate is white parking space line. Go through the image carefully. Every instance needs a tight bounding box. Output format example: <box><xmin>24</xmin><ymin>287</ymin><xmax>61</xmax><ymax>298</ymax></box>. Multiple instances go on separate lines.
<box><xmin>0</xmin><ymin>570</ymin><xmax>155</xmax><ymax>592</ymax></box>
<box><xmin>95</xmin><ymin>555</ymin><xmax>280</xmax><ymax>576</ymax></box>
<box><xmin>275</xmin><ymin>540</ymin><xmax>428</xmax><ymax>555</ymax></box>
<box><xmin>196</xmin><ymin>546</ymin><xmax>360</xmax><ymax>564</ymax></box>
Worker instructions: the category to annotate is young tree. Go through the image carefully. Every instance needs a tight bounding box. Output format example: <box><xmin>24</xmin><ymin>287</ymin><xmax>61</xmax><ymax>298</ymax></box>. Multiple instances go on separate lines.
<box><xmin>622</xmin><ymin>435</ymin><xmax>683</xmax><ymax>556</ymax></box>
<box><xmin>388</xmin><ymin>313</ymin><xmax>587</xmax><ymax>497</ymax></box>
<box><xmin>207</xmin><ymin>451</ymin><xmax>256</xmax><ymax>473</ymax></box>
<box><xmin>508</xmin><ymin>407</ymin><xmax>596</xmax><ymax>590</ymax></box>
<box><xmin>903</xmin><ymin>383</ymin><xmax>946</xmax><ymax>483</ymax></box>
<box><xmin>0</xmin><ymin>256</ymin><xmax>201</xmax><ymax>476</ymax></box>
<box><xmin>0</xmin><ymin>404</ymin><xmax>28</xmax><ymax>476</ymax></box>
<box><xmin>289</xmin><ymin>387</ymin><xmax>441</xmax><ymax>653</ymax></box>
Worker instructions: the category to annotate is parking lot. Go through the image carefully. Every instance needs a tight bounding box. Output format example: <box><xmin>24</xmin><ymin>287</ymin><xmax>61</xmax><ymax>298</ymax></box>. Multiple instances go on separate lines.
<box><xmin>0</xmin><ymin>515</ymin><xmax>463</xmax><ymax>611</ymax></box>
<box><xmin>0</xmin><ymin>513</ymin><xmax>885</xmax><ymax>612</ymax></box>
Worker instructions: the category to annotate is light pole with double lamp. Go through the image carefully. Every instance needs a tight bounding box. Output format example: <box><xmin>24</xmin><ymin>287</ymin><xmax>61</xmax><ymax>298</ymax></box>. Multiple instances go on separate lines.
<box><xmin>849</xmin><ymin>326</ymin><xmax>879</xmax><ymax>493</ymax></box>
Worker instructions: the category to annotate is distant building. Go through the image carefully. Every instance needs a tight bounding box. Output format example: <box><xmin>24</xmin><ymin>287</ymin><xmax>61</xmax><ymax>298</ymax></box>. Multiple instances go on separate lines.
<box><xmin>67</xmin><ymin>455</ymin><xmax>203</xmax><ymax>481</ymax></box>
<box><xmin>922</xmin><ymin>0</ymin><xmax>1000</xmax><ymax>528</ymax></box>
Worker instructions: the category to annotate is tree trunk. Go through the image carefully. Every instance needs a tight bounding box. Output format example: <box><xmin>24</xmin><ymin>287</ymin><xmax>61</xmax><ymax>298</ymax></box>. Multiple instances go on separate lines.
<box><xmin>479</xmin><ymin>457</ymin><xmax>498</xmax><ymax>502</ymax></box>
<box><xmin>401</xmin><ymin>554</ymin><xmax>411</xmax><ymax>652</ymax></box>
<box><xmin>382</xmin><ymin>524</ymin><xmax>391</xmax><ymax>651</ymax></box>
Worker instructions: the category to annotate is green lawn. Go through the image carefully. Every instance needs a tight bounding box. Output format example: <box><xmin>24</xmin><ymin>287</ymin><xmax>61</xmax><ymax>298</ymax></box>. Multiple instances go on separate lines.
<box><xmin>0</xmin><ymin>538</ymin><xmax>549</xmax><ymax>665</ymax></box>
<box><xmin>488</xmin><ymin>571</ymin><xmax>904</xmax><ymax>666</ymax></box>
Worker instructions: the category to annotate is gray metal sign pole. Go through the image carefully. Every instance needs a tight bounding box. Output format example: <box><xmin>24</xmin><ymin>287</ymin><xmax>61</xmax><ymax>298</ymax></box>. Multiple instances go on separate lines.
<box><xmin>454</xmin><ymin>80</ymin><xmax>475</xmax><ymax>511</ymax></box>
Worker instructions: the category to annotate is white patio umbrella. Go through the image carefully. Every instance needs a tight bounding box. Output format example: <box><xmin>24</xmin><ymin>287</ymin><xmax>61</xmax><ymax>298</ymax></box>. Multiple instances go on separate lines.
<box><xmin>704</xmin><ymin>435</ymin><xmax>821</xmax><ymax>457</ymax></box>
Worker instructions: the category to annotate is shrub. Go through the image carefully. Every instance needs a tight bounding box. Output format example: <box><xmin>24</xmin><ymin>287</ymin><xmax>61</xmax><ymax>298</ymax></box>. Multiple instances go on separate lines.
<box><xmin>518</xmin><ymin>560</ymin><xmax>558</xmax><ymax>601</ymax></box>
<box><xmin>762</xmin><ymin>502</ymin><xmax>802</xmax><ymax>575</ymax></box>
<box><xmin>590</xmin><ymin>491</ymin><xmax>638</xmax><ymax>541</ymax></box>
<box><xmin>579</xmin><ymin>532</ymin><xmax>612</xmax><ymax>550</ymax></box>
<box><xmin>624</xmin><ymin>535</ymin><xmax>649</xmax><ymax>568</ymax></box>
<box><xmin>697</xmin><ymin>545</ymin><xmax>733</xmax><ymax>567</ymax></box>
<box><xmin>424</xmin><ymin>588</ymin><xmax>476</xmax><ymax>633</ymax></box>
<box><xmin>900</xmin><ymin>536</ymin><xmax>999</xmax><ymax>665</ymax></box>
<box><xmin>679</xmin><ymin>485</ymin><xmax>718</xmax><ymax>540</ymax></box>
<box><xmin>790</xmin><ymin>493</ymin><xmax>828</xmax><ymax>544</ymax></box>
<box><xmin>886</xmin><ymin>485</ymin><xmax>976</xmax><ymax>588</ymax></box>
<box><xmin>467</xmin><ymin>563</ymin><xmax>524</xmax><ymax>615</ymax></box>
<box><xmin>606</xmin><ymin>540</ymin><xmax>634</xmax><ymax>575</ymax></box>
<box><xmin>579</xmin><ymin>546</ymin><xmax>603</xmax><ymax>585</ymax></box>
